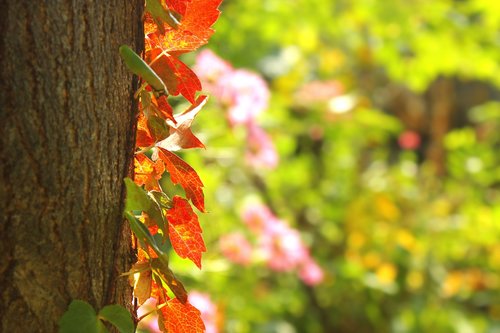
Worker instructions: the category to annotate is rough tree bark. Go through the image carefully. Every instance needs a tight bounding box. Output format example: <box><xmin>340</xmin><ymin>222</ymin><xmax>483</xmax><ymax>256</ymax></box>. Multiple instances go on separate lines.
<box><xmin>0</xmin><ymin>1</ymin><xmax>143</xmax><ymax>331</ymax></box>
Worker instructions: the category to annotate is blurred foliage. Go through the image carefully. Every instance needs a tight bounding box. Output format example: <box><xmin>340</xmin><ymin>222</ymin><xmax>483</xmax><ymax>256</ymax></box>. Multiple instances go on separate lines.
<box><xmin>168</xmin><ymin>1</ymin><xmax>500</xmax><ymax>332</ymax></box>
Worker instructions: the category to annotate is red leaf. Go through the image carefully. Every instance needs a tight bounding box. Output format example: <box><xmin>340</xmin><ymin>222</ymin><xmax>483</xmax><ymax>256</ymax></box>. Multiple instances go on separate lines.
<box><xmin>153</xmin><ymin>94</ymin><xmax>176</xmax><ymax>123</ymax></box>
<box><xmin>167</xmin><ymin>196</ymin><xmax>206</xmax><ymax>268</ymax></box>
<box><xmin>166</xmin><ymin>0</ymin><xmax>191</xmax><ymax>16</ymax></box>
<box><xmin>175</xmin><ymin>0</ymin><xmax>222</xmax><ymax>47</ymax></box>
<box><xmin>151</xmin><ymin>275</ymin><xmax>169</xmax><ymax>303</ymax></box>
<box><xmin>134</xmin><ymin>154</ymin><xmax>165</xmax><ymax>191</ymax></box>
<box><xmin>144</xmin><ymin>0</ymin><xmax>221</xmax><ymax>103</ymax></box>
<box><xmin>157</xmin><ymin>95</ymin><xmax>207</xmax><ymax>151</ymax></box>
<box><xmin>147</xmin><ymin>0</ymin><xmax>222</xmax><ymax>53</ymax></box>
<box><xmin>157</xmin><ymin>147</ymin><xmax>205</xmax><ymax>212</ymax></box>
<box><xmin>158</xmin><ymin>298</ymin><xmax>205</xmax><ymax>333</ymax></box>
<box><xmin>149</xmin><ymin>51</ymin><xmax>201</xmax><ymax>103</ymax></box>
<box><xmin>136</xmin><ymin>113</ymin><xmax>155</xmax><ymax>148</ymax></box>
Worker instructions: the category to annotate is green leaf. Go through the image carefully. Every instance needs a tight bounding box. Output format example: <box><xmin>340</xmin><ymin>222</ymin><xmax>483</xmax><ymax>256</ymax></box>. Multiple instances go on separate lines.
<box><xmin>58</xmin><ymin>300</ymin><xmax>99</xmax><ymax>333</ymax></box>
<box><xmin>124</xmin><ymin>178</ymin><xmax>167</xmax><ymax>235</ymax></box>
<box><xmin>150</xmin><ymin>190</ymin><xmax>173</xmax><ymax>210</ymax></box>
<box><xmin>147</xmin><ymin>115</ymin><xmax>170</xmax><ymax>141</ymax></box>
<box><xmin>119</xmin><ymin>45</ymin><xmax>168</xmax><ymax>94</ymax></box>
<box><xmin>98</xmin><ymin>305</ymin><xmax>134</xmax><ymax>333</ymax></box>
<box><xmin>125</xmin><ymin>212</ymin><xmax>169</xmax><ymax>260</ymax></box>
<box><xmin>98</xmin><ymin>321</ymin><xmax>110</xmax><ymax>333</ymax></box>
<box><xmin>125</xmin><ymin>212</ymin><xmax>156</xmax><ymax>249</ymax></box>
<box><xmin>124</xmin><ymin>178</ymin><xmax>152</xmax><ymax>212</ymax></box>
<box><xmin>145</xmin><ymin>0</ymin><xmax>180</xmax><ymax>30</ymax></box>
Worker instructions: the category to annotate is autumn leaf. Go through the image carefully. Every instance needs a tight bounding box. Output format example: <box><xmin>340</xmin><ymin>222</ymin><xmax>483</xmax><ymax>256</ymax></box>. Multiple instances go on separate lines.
<box><xmin>157</xmin><ymin>95</ymin><xmax>207</xmax><ymax>151</ymax></box>
<box><xmin>146</xmin><ymin>0</ymin><xmax>181</xmax><ymax>31</ymax></box>
<box><xmin>146</xmin><ymin>0</ymin><xmax>222</xmax><ymax>53</ymax></box>
<box><xmin>131</xmin><ymin>262</ymin><xmax>152</xmax><ymax>306</ymax></box>
<box><xmin>154</xmin><ymin>94</ymin><xmax>176</xmax><ymax>123</ymax></box>
<box><xmin>143</xmin><ymin>0</ymin><xmax>221</xmax><ymax>102</ymax></box>
<box><xmin>152</xmin><ymin>257</ymin><xmax>188</xmax><ymax>303</ymax></box>
<box><xmin>157</xmin><ymin>147</ymin><xmax>205</xmax><ymax>212</ymax></box>
<box><xmin>148</xmin><ymin>114</ymin><xmax>170</xmax><ymax>142</ymax></box>
<box><xmin>151</xmin><ymin>275</ymin><xmax>168</xmax><ymax>303</ymax></box>
<box><xmin>134</xmin><ymin>154</ymin><xmax>165</xmax><ymax>192</ymax></box>
<box><xmin>167</xmin><ymin>196</ymin><xmax>206</xmax><ymax>269</ymax></box>
<box><xmin>158</xmin><ymin>298</ymin><xmax>205</xmax><ymax>333</ymax></box>
<box><xmin>167</xmin><ymin>0</ymin><xmax>192</xmax><ymax>16</ymax></box>
<box><xmin>148</xmin><ymin>49</ymin><xmax>201</xmax><ymax>103</ymax></box>
<box><xmin>136</xmin><ymin>113</ymin><xmax>155</xmax><ymax>148</ymax></box>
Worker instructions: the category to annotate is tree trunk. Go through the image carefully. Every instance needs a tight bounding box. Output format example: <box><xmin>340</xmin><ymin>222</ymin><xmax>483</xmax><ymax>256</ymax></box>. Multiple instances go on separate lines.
<box><xmin>0</xmin><ymin>1</ymin><xmax>143</xmax><ymax>331</ymax></box>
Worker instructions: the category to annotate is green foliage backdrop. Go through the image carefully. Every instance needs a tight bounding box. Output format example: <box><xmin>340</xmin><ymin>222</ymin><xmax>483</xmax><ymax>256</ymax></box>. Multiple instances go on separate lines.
<box><xmin>165</xmin><ymin>1</ymin><xmax>500</xmax><ymax>332</ymax></box>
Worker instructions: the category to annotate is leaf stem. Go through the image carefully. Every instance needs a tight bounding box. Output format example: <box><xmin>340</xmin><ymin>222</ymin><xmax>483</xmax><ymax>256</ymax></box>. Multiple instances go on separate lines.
<box><xmin>137</xmin><ymin>302</ymin><xmax>168</xmax><ymax>322</ymax></box>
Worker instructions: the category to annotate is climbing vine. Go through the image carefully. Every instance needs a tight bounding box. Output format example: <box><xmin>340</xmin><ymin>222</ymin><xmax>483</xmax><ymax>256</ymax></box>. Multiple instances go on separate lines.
<box><xmin>124</xmin><ymin>0</ymin><xmax>222</xmax><ymax>331</ymax></box>
<box><xmin>59</xmin><ymin>1</ymin><xmax>222</xmax><ymax>332</ymax></box>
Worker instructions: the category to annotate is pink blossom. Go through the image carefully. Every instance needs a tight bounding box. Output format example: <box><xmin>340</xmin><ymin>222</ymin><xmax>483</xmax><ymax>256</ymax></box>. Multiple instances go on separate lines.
<box><xmin>245</xmin><ymin>124</ymin><xmax>278</xmax><ymax>169</ymax></box>
<box><xmin>398</xmin><ymin>130</ymin><xmax>421</xmax><ymax>150</ymax></box>
<box><xmin>259</xmin><ymin>220</ymin><xmax>309</xmax><ymax>272</ymax></box>
<box><xmin>242</xmin><ymin>203</ymin><xmax>278</xmax><ymax>234</ymax></box>
<box><xmin>194</xmin><ymin>49</ymin><xmax>232</xmax><ymax>82</ymax></box>
<box><xmin>219</xmin><ymin>232</ymin><xmax>253</xmax><ymax>265</ymax></box>
<box><xmin>195</xmin><ymin>51</ymin><xmax>270</xmax><ymax>126</ymax></box>
<box><xmin>189</xmin><ymin>292</ymin><xmax>219</xmax><ymax>333</ymax></box>
<box><xmin>299</xmin><ymin>258</ymin><xmax>324</xmax><ymax>286</ymax></box>
<box><xmin>221</xmin><ymin>69</ymin><xmax>269</xmax><ymax>125</ymax></box>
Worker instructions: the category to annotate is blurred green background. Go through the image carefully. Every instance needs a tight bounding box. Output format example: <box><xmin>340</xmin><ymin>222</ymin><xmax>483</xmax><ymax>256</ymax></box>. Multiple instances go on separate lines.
<box><xmin>169</xmin><ymin>1</ymin><xmax>500</xmax><ymax>332</ymax></box>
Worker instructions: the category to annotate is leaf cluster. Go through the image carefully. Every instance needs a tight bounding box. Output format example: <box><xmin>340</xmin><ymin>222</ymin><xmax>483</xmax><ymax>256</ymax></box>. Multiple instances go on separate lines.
<box><xmin>60</xmin><ymin>1</ymin><xmax>222</xmax><ymax>332</ymax></box>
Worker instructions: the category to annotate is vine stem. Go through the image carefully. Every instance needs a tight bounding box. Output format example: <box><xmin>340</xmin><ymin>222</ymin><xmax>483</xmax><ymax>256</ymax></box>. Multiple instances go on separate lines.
<box><xmin>134</xmin><ymin>145</ymin><xmax>155</xmax><ymax>155</ymax></box>
<box><xmin>137</xmin><ymin>302</ymin><xmax>168</xmax><ymax>322</ymax></box>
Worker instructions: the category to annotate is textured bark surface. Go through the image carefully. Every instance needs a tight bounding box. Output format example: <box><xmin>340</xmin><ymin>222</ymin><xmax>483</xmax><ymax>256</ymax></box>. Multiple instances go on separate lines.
<box><xmin>0</xmin><ymin>1</ymin><xmax>143</xmax><ymax>331</ymax></box>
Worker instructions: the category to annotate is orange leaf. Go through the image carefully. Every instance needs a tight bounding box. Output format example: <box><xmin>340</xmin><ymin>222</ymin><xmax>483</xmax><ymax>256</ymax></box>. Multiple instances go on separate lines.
<box><xmin>138</xmin><ymin>245</ymin><xmax>159</xmax><ymax>261</ymax></box>
<box><xmin>167</xmin><ymin>196</ymin><xmax>206</xmax><ymax>269</ymax></box>
<box><xmin>136</xmin><ymin>113</ymin><xmax>156</xmax><ymax>148</ymax></box>
<box><xmin>143</xmin><ymin>0</ymin><xmax>221</xmax><ymax>103</ymax></box>
<box><xmin>158</xmin><ymin>298</ymin><xmax>205</xmax><ymax>333</ymax></box>
<box><xmin>167</xmin><ymin>0</ymin><xmax>191</xmax><ymax>16</ymax></box>
<box><xmin>157</xmin><ymin>147</ymin><xmax>205</xmax><ymax>212</ymax></box>
<box><xmin>134</xmin><ymin>154</ymin><xmax>165</xmax><ymax>191</ymax></box>
<box><xmin>147</xmin><ymin>0</ymin><xmax>222</xmax><ymax>53</ymax></box>
<box><xmin>151</xmin><ymin>275</ymin><xmax>168</xmax><ymax>303</ymax></box>
<box><xmin>157</xmin><ymin>95</ymin><xmax>207</xmax><ymax>151</ymax></box>
<box><xmin>154</xmin><ymin>94</ymin><xmax>176</xmax><ymax>123</ymax></box>
<box><xmin>149</xmin><ymin>51</ymin><xmax>201</xmax><ymax>103</ymax></box>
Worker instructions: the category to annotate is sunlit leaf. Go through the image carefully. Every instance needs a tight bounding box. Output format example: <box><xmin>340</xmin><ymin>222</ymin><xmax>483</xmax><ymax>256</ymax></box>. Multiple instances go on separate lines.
<box><xmin>134</xmin><ymin>154</ymin><xmax>165</xmax><ymax>192</ymax></box>
<box><xmin>157</xmin><ymin>95</ymin><xmax>207</xmax><ymax>151</ymax></box>
<box><xmin>148</xmin><ymin>51</ymin><xmax>201</xmax><ymax>103</ymax></box>
<box><xmin>119</xmin><ymin>45</ymin><xmax>168</xmax><ymax>94</ymax></box>
<box><xmin>146</xmin><ymin>0</ymin><xmax>222</xmax><ymax>53</ymax></box>
<box><xmin>146</xmin><ymin>0</ymin><xmax>180</xmax><ymax>31</ymax></box>
<box><xmin>158</xmin><ymin>298</ymin><xmax>205</xmax><ymax>333</ymax></box>
<box><xmin>157</xmin><ymin>148</ymin><xmax>205</xmax><ymax>212</ymax></box>
<box><xmin>124</xmin><ymin>178</ymin><xmax>152</xmax><ymax>212</ymax></box>
<box><xmin>167</xmin><ymin>0</ymin><xmax>191</xmax><ymax>16</ymax></box>
<box><xmin>152</xmin><ymin>257</ymin><xmax>188</xmax><ymax>303</ymax></box>
<box><xmin>128</xmin><ymin>262</ymin><xmax>153</xmax><ymax>306</ymax></box>
<box><xmin>136</xmin><ymin>113</ymin><xmax>155</xmax><ymax>148</ymax></box>
<box><xmin>167</xmin><ymin>196</ymin><xmax>206</xmax><ymax>269</ymax></box>
<box><xmin>148</xmin><ymin>114</ymin><xmax>170</xmax><ymax>142</ymax></box>
<box><xmin>154</xmin><ymin>94</ymin><xmax>176</xmax><ymax>123</ymax></box>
